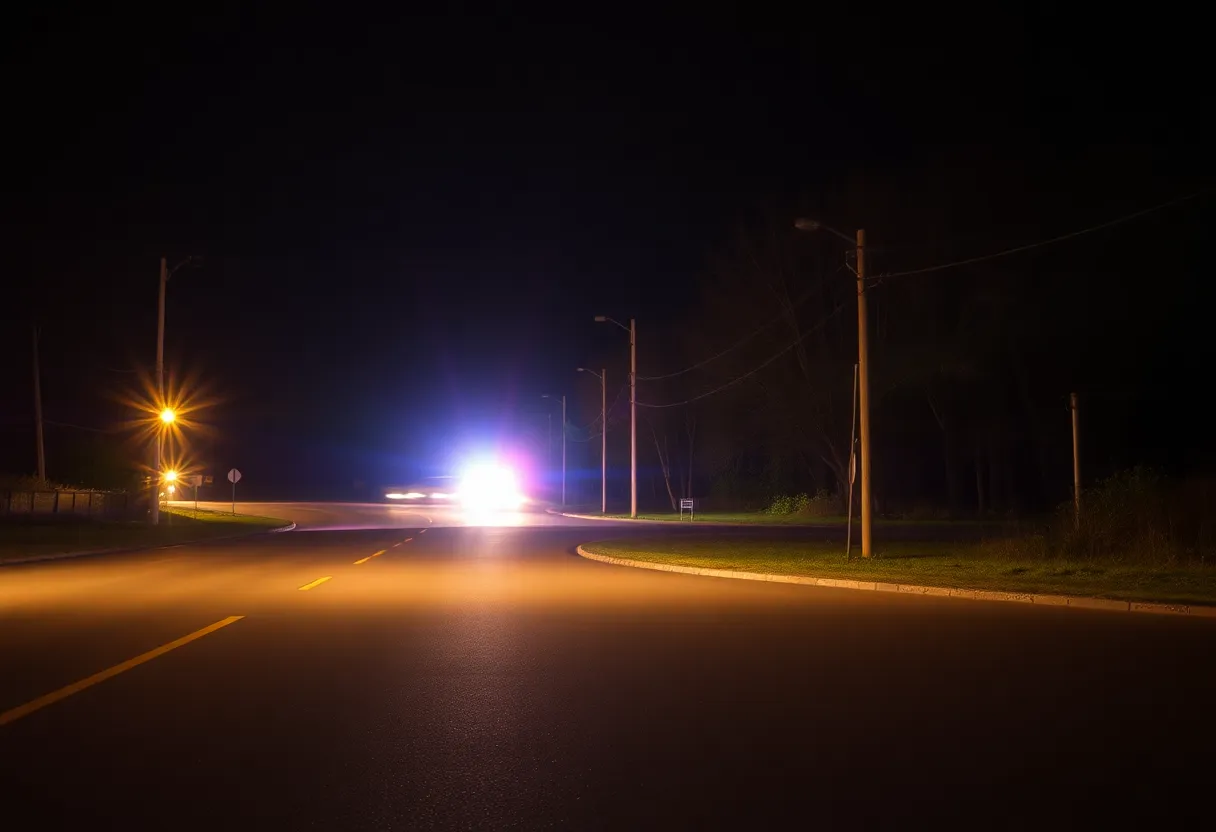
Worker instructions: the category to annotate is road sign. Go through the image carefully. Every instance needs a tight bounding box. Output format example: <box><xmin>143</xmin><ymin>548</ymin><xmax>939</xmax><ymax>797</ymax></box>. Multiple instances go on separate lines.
<box><xmin>228</xmin><ymin>468</ymin><xmax>242</xmax><ymax>515</ymax></box>
<box><xmin>182</xmin><ymin>475</ymin><xmax>203</xmax><ymax>488</ymax></box>
<box><xmin>680</xmin><ymin>498</ymin><xmax>695</xmax><ymax>521</ymax></box>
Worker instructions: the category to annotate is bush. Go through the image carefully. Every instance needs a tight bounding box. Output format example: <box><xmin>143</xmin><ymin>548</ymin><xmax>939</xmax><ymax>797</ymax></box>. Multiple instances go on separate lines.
<box><xmin>765</xmin><ymin>489</ymin><xmax>842</xmax><ymax>517</ymax></box>
<box><xmin>1049</xmin><ymin>468</ymin><xmax>1216</xmax><ymax>565</ymax></box>
<box><xmin>765</xmin><ymin>493</ymin><xmax>802</xmax><ymax>515</ymax></box>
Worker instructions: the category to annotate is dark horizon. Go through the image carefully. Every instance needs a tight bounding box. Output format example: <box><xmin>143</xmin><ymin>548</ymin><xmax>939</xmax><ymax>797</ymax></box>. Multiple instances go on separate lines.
<box><xmin>2</xmin><ymin>7</ymin><xmax>1211</xmax><ymax>504</ymax></box>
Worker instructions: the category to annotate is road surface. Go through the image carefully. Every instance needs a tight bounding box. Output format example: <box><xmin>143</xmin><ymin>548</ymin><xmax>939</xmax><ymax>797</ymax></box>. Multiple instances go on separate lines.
<box><xmin>1</xmin><ymin>502</ymin><xmax>1212</xmax><ymax>828</ymax></box>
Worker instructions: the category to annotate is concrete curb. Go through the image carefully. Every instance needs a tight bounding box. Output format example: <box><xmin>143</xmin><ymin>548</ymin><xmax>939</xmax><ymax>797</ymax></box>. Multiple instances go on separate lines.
<box><xmin>574</xmin><ymin>545</ymin><xmax>1216</xmax><ymax>619</ymax></box>
<box><xmin>556</xmin><ymin>511</ymin><xmax>957</xmax><ymax>530</ymax></box>
<box><xmin>556</xmin><ymin>510</ymin><xmax>821</xmax><ymax>528</ymax></box>
<box><xmin>0</xmin><ymin>522</ymin><xmax>296</xmax><ymax>568</ymax></box>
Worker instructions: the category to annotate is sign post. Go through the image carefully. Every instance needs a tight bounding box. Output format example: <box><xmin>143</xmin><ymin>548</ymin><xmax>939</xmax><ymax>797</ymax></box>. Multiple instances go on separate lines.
<box><xmin>227</xmin><ymin>468</ymin><xmax>242</xmax><ymax>515</ymax></box>
<box><xmin>679</xmin><ymin>498</ymin><xmax>695</xmax><ymax>521</ymax></box>
<box><xmin>180</xmin><ymin>474</ymin><xmax>204</xmax><ymax>516</ymax></box>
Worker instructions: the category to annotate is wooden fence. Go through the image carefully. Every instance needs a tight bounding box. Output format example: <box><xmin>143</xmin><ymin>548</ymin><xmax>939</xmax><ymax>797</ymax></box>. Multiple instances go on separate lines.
<box><xmin>0</xmin><ymin>489</ymin><xmax>136</xmax><ymax>520</ymax></box>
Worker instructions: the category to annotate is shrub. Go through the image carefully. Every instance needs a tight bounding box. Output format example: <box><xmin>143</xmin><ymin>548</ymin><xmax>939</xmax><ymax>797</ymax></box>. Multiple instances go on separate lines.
<box><xmin>765</xmin><ymin>489</ymin><xmax>842</xmax><ymax>517</ymax></box>
<box><xmin>1051</xmin><ymin>468</ymin><xmax>1215</xmax><ymax>565</ymax></box>
<box><xmin>765</xmin><ymin>493</ymin><xmax>800</xmax><ymax>515</ymax></box>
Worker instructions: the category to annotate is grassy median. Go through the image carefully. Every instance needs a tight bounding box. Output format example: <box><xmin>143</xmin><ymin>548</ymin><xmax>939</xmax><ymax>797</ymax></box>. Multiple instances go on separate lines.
<box><xmin>0</xmin><ymin>506</ymin><xmax>289</xmax><ymax>562</ymax></box>
<box><xmin>581</xmin><ymin>536</ymin><xmax>1216</xmax><ymax>606</ymax></box>
<box><xmin>597</xmin><ymin>511</ymin><xmax>994</xmax><ymax>527</ymax></box>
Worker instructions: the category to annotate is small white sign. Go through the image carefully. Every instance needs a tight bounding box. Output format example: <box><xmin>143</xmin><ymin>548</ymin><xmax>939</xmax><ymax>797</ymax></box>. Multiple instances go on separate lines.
<box><xmin>227</xmin><ymin>468</ymin><xmax>242</xmax><ymax>484</ymax></box>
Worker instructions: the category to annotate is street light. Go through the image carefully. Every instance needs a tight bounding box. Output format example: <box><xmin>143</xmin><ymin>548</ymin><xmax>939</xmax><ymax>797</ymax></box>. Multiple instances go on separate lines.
<box><xmin>578</xmin><ymin>367</ymin><xmax>607</xmax><ymax>514</ymax></box>
<box><xmin>150</xmin><ymin>255</ymin><xmax>200</xmax><ymax>526</ymax></box>
<box><xmin>794</xmin><ymin>218</ymin><xmax>873</xmax><ymax>558</ymax></box>
<box><xmin>541</xmin><ymin>394</ymin><xmax>566</xmax><ymax>508</ymax></box>
<box><xmin>595</xmin><ymin>315</ymin><xmax>636</xmax><ymax>519</ymax></box>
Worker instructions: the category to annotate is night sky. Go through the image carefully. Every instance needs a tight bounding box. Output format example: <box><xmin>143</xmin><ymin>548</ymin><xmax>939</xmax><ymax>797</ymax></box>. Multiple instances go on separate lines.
<box><xmin>2</xmin><ymin>6</ymin><xmax>1210</xmax><ymax>499</ymax></box>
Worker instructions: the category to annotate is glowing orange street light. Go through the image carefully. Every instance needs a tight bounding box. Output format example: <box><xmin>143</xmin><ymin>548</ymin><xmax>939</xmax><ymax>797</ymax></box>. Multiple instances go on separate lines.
<box><xmin>164</xmin><ymin>470</ymin><xmax>178</xmax><ymax>483</ymax></box>
<box><xmin>160</xmin><ymin>407</ymin><xmax>177</xmax><ymax>424</ymax></box>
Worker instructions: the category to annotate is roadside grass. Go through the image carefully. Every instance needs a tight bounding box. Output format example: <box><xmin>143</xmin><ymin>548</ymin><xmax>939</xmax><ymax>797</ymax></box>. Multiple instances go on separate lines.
<box><xmin>597</xmin><ymin>511</ymin><xmax>995</xmax><ymax>527</ymax></box>
<box><xmin>0</xmin><ymin>506</ymin><xmax>289</xmax><ymax>562</ymax></box>
<box><xmin>582</xmin><ymin>536</ymin><xmax>1216</xmax><ymax>606</ymax></box>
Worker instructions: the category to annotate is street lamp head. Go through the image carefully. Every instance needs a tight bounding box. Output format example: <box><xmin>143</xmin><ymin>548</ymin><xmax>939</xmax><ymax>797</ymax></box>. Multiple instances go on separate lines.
<box><xmin>577</xmin><ymin>367</ymin><xmax>586</xmax><ymax>373</ymax></box>
<box><xmin>794</xmin><ymin>218</ymin><xmax>856</xmax><ymax>245</ymax></box>
<box><xmin>164</xmin><ymin>470</ymin><xmax>178</xmax><ymax>483</ymax></box>
<box><xmin>159</xmin><ymin>407</ymin><xmax>176</xmax><ymax>424</ymax></box>
<box><xmin>593</xmin><ymin>316</ymin><xmax>607</xmax><ymax>322</ymax></box>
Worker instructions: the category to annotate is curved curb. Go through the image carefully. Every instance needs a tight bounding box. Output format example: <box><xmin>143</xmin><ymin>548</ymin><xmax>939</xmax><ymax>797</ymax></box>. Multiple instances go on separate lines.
<box><xmin>0</xmin><ymin>521</ymin><xmax>297</xmax><ymax>568</ymax></box>
<box><xmin>557</xmin><ymin>511</ymin><xmax>773</xmax><ymax>527</ymax></box>
<box><xmin>575</xmin><ymin>545</ymin><xmax>1216</xmax><ymax>619</ymax></box>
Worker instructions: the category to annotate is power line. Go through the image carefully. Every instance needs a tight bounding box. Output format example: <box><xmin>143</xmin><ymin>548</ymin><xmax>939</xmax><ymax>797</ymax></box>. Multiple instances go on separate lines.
<box><xmin>637</xmin><ymin>303</ymin><xmax>848</xmax><ymax>409</ymax></box>
<box><xmin>636</xmin><ymin>281</ymin><xmax>829</xmax><ymax>381</ymax></box>
<box><xmin>569</xmin><ymin>384</ymin><xmax>627</xmax><ymax>436</ymax></box>
<box><xmin>872</xmin><ymin>189</ymin><xmax>1210</xmax><ymax>282</ymax></box>
<box><xmin>44</xmin><ymin>419</ymin><xmax>113</xmax><ymax>433</ymax></box>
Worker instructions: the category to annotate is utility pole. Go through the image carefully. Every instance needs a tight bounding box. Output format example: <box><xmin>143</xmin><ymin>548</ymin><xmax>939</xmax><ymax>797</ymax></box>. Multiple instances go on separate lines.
<box><xmin>630</xmin><ymin>318</ymin><xmax>637</xmax><ymax>520</ymax></box>
<box><xmin>579</xmin><ymin>367</ymin><xmax>608</xmax><ymax>514</ymax></box>
<box><xmin>1070</xmin><ymin>392</ymin><xmax>1081</xmax><ymax>530</ymax></box>
<box><xmin>855</xmin><ymin>230</ymin><xmax>873</xmax><ymax>558</ymax></box>
<box><xmin>594</xmin><ymin>315</ymin><xmax>638</xmax><ymax>519</ymax></box>
<box><xmin>600</xmin><ymin>367</ymin><xmax>607</xmax><ymax>514</ymax></box>
<box><xmin>150</xmin><ymin>257</ymin><xmax>168</xmax><ymax>526</ymax></box>
<box><xmin>33</xmin><ymin>325</ymin><xmax>46</xmax><ymax>482</ymax></box>
<box><xmin>561</xmin><ymin>393</ymin><xmax>567</xmax><ymax>509</ymax></box>
<box><xmin>794</xmin><ymin>220</ymin><xmax>873</xmax><ymax>557</ymax></box>
<box><xmin>846</xmin><ymin>362</ymin><xmax>858</xmax><ymax>559</ymax></box>
<box><xmin>542</xmin><ymin>394</ymin><xmax>566</xmax><ymax>507</ymax></box>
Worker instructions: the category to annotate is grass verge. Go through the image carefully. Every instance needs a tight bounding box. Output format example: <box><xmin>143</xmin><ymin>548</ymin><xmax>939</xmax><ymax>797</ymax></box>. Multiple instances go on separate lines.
<box><xmin>581</xmin><ymin>536</ymin><xmax>1216</xmax><ymax>606</ymax></box>
<box><xmin>0</xmin><ymin>506</ymin><xmax>289</xmax><ymax>563</ymax></box>
<box><xmin>595</xmin><ymin>511</ymin><xmax>992</xmax><ymax>527</ymax></box>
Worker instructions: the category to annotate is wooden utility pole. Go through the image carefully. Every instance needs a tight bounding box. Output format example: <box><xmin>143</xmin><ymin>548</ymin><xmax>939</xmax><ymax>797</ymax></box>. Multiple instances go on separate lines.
<box><xmin>794</xmin><ymin>219</ymin><xmax>875</xmax><ymax>557</ymax></box>
<box><xmin>33</xmin><ymin>325</ymin><xmax>46</xmax><ymax>482</ymax></box>
<box><xmin>600</xmin><ymin>368</ymin><xmax>607</xmax><ymax>514</ymax></box>
<box><xmin>846</xmin><ymin>362</ymin><xmax>858</xmax><ymax>559</ymax></box>
<box><xmin>855</xmin><ymin>229</ymin><xmax>873</xmax><ymax>557</ymax></box>
<box><xmin>1070</xmin><ymin>392</ymin><xmax>1081</xmax><ymax>530</ymax></box>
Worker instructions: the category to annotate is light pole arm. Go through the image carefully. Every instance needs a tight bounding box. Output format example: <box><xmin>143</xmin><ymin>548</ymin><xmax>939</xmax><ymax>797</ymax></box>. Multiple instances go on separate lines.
<box><xmin>794</xmin><ymin>218</ymin><xmax>855</xmax><ymax>246</ymax></box>
<box><xmin>594</xmin><ymin>315</ymin><xmax>630</xmax><ymax>334</ymax></box>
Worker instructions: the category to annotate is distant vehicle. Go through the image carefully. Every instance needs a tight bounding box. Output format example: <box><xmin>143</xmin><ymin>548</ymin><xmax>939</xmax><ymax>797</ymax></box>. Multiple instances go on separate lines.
<box><xmin>384</xmin><ymin>466</ymin><xmax>528</xmax><ymax>511</ymax></box>
<box><xmin>383</xmin><ymin>477</ymin><xmax>459</xmax><ymax>505</ymax></box>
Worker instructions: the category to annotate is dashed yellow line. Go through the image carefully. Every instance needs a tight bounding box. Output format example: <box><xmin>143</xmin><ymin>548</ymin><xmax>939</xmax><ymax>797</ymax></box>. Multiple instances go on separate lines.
<box><xmin>298</xmin><ymin>576</ymin><xmax>332</xmax><ymax>591</ymax></box>
<box><xmin>0</xmin><ymin>616</ymin><xmax>245</xmax><ymax>728</ymax></box>
<box><xmin>353</xmin><ymin>555</ymin><xmax>373</xmax><ymax>564</ymax></box>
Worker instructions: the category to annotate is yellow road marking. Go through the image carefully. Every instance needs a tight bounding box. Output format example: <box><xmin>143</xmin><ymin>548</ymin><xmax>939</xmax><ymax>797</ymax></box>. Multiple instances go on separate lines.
<box><xmin>0</xmin><ymin>616</ymin><xmax>244</xmax><ymax>728</ymax></box>
<box><xmin>353</xmin><ymin>556</ymin><xmax>372</xmax><ymax>564</ymax></box>
<box><xmin>371</xmin><ymin>549</ymin><xmax>386</xmax><ymax>558</ymax></box>
<box><xmin>298</xmin><ymin>576</ymin><xmax>332</xmax><ymax>590</ymax></box>
<box><xmin>403</xmin><ymin>538</ymin><xmax>413</xmax><ymax>543</ymax></box>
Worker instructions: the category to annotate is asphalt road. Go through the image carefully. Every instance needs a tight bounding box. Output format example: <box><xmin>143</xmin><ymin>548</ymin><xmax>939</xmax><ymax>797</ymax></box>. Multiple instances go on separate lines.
<box><xmin>1</xmin><ymin>502</ymin><xmax>1213</xmax><ymax>828</ymax></box>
